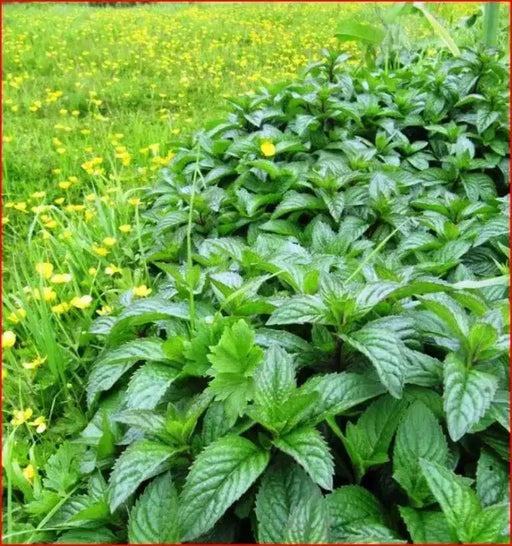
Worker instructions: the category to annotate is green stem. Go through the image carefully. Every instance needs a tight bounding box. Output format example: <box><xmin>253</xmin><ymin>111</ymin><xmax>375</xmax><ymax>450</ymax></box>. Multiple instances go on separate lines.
<box><xmin>26</xmin><ymin>484</ymin><xmax>80</xmax><ymax>543</ymax></box>
<box><xmin>186</xmin><ymin>146</ymin><xmax>201</xmax><ymax>332</ymax></box>
<box><xmin>483</xmin><ymin>3</ymin><xmax>500</xmax><ymax>47</ymax></box>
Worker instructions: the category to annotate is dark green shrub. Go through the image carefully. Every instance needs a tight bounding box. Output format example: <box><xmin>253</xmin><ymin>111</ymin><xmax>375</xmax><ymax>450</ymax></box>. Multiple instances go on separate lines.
<box><xmin>42</xmin><ymin>46</ymin><xmax>510</xmax><ymax>544</ymax></box>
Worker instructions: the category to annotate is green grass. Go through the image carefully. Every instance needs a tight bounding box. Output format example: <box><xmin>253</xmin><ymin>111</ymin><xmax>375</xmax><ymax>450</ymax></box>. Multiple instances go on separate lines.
<box><xmin>1</xmin><ymin>2</ymin><xmax>508</xmax><ymax>541</ymax></box>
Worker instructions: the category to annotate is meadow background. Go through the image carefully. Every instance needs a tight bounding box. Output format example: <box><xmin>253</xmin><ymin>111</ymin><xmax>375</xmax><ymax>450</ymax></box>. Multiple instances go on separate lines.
<box><xmin>1</xmin><ymin>2</ymin><xmax>509</xmax><ymax>541</ymax></box>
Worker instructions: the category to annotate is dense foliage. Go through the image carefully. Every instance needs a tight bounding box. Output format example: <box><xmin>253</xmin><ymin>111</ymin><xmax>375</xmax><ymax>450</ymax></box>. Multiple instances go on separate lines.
<box><xmin>27</xmin><ymin>45</ymin><xmax>510</xmax><ymax>543</ymax></box>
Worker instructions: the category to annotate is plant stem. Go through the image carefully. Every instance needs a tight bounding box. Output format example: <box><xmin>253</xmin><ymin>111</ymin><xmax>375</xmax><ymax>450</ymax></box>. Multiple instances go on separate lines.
<box><xmin>483</xmin><ymin>3</ymin><xmax>500</xmax><ymax>47</ymax></box>
<box><xmin>186</xmin><ymin>146</ymin><xmax>201</xmax><ymax>331</ymax></box>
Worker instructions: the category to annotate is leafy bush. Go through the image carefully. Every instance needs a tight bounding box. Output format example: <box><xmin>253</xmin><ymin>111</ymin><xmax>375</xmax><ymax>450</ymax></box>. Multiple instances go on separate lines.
<box><xmin>38</xmin><ymin>46</ymin><xmax>509</xmax><ymax>543</ymax></box>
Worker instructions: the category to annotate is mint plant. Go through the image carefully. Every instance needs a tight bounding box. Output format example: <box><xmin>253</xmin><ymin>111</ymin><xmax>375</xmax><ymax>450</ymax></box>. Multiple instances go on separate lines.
<box><xmin>35</xmin><ymin>45</ymin><xmax>509</xmax><ymax>544</ymax></box>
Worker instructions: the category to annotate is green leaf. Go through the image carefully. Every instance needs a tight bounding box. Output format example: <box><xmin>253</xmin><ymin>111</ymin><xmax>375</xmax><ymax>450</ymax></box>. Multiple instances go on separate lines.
<box><xmin>443</xmin><ymin>353</ymin><xmax>498</xmax><ymax>441</ymax></box>
<box><xmin>393</xmin><ymin>401</ymin><xmax>448</xmax><ymax>506</ymax></box>
<box><xmin>297</xmin><ymin>372</ymin><xmax>386</xmax><ymax>426</ymax></box>
<box><xmin>108</xmin><ymin>440</ymin><xmax>174</xmax><ymax>512</ymax></box>
<box><xmin>344</xmin><ymin>395</ymin><xmax>405</xmax><ymax>480</ymax></box>
<box><xmin>419</xmin><ymin>459</ymin><xmax>481</xmax><ymax>543</ymax></box>
<box><xmin>251</xmin><ymin>344</ymin><xmax>299</xmax><ymax>431</ymax></box>
<box><xmin>399</xmin><ymin>507</ymin><xmax>458</xmax><ymax>544</ymax></box>
<box><xmin>128</xmin><ymin>471</ymin><xmax>180</xmax><ymax>543</ymax></box>
<box><xmin>476</xmin><ymin>450</ymin><xmax>509</xmax><ymax>507</ymax></box>
<box><xmin>342</xmin><ymin>326</ymin><xmax>406</xmax><ymax>398</ymax></box>
<box><xmin>336</xmin><ymin>21</ymin><xmax>385</xmax><ymax>45</ymax></box>
<box><xmin>273</xmin><ymin>427</ymin><xmax>334</xmax><ymax>490</ymax></box>
<box><xmin>467</xmin><ymin>503</ymin><xmax>509</xmax><ymax>543</ymax></box>
<box><xmin>419</xmin><ymin>293</ymin><xmax>470</xmax><ymax>340</ymax></box>
<box><xmin>179</xmin><ymin>434</ymin><xmax>270</xmax><ymax>540</ymax></box>
<box><xmin>207</xmin><ymin>319</ymin><xmax>264</xmax><ymax>418</ymax></box>
<box><xmin>284</xmin><ymin>488</ymin><xmax>329</xmax><ymax>543</ymax></box>
<box><xmin>327</xmin><ymin>485</ymin><xmax>386</xmax><ymax>540</ymax></box>
<box><xmin>125</xmin><ymin>363</ymin><xmax>179</xmax><ymax>410</ymax></box>
<box><xmin>57</xmin><ymin>528</ymin><xmax>118</xmax><ymax>543</ymax></box>
<box><xmin>254</xmin><ymin>344</ymin><xmax>295</xmax><ymax>411</ymax></box>
<box><xmin>413</xmin><ymin>2</ymin><xmax>460</xmax><ymax>56</ymax></box>
<box><xmin>43</xmin><ymin>442</ymin><xmax>84</xmax><ymax>495</ymax></box>
<box><xmin>255</xmin><ymin>463</ymin><xmax>320</xmax><ymax>543</ymax></box>
<box><xmin>109</xmin><ymin>297</ymin><xmax>207</xmax><ymax>337</ymax></box>
<box><xmin>87</xmin><ymin>339</ymin><xmax>170</xmax><ymax>405</ymax></box>
<box><xmin>272</xmin><ymin>191</ymin><xmax>325</xmax><ymax>218</ymax></box>
<box><xmin>266</xmin><ymin>295</ymin><xmax>326</xmax><ymax>325</ymax></box>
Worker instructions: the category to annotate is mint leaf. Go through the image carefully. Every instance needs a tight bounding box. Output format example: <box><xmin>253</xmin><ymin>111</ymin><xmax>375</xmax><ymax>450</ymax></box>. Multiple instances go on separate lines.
<box><xmin>179</xmin><ymin>434</ymin><xmax>270</xmax><ymax>540</ymax></box>
<box><xmin>128</xmin><ymin>472</ymin><xmax>180</xmax><ymax>543</ymax></box>
<box><xmin>393</xmin><ymin>401</ymin><xmax>448</xmax><ymax>506</ymax></box>
<box><xmin>327</xmin><ymin>485</ymin><xmax>386</xmax><ymax>540</ymax></box>
<box><xmin>344</xmin><ymin>395</ymin><xmax>405</xmax><ymax>480</ymax></box>
<box><xmin>273</xmin><ymin>427</ymin><xmax>334</xmax><ymax>490</ymax></box>
<box><xmin>266</xmin><ymin>295</ymin><xmax>326</xmax><ymax>325</ymax></box>
<box><xmin>419</xmin><ymin>459</ymin><xmax>481</xmax><ymax>543</ymax></box>
<box><xmin>297</xmin><ymin>372</ymin><xmax>386</xmax><ymax>426</ymax></box>
<box><xmin>443</xmin><ymin>353</ymin><xmax>498</xmax><ymax>441</ymax></box>
<box><xmin>342</xmin><ymin>326</ymin><xmax>406</xmax><ymax>398</ymax></box>
<box><xmin>399</xmin><ymin>507</ymin><xmax>458</xmax><ymax>544</ymax></box>
<box><xmin>255</xmin><ymin>463</ymin><xmax>320</xmax><ymax>543</ymax></box>
<box><xmin>87</xmin><ymin>339</ymin><xmax>170</xmax><ymax>405</ymax></box>
<box><xmin>476</xmin><ymin>450</ymin><xmax>509</xmax><ymax>507</ymax></box>
<box><xmin>125</xmin><ymin>363</ymin><xmax>179</xmax><ymax>410</ymax></box>
<box><xmin>108</xmin><ymin>440</ymin><xmax>174</xmax><ymax>512</ymax></box>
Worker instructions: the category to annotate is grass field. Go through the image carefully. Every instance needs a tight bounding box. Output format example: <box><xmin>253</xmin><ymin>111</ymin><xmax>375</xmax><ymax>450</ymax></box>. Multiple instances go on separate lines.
<box><xmin>1</xmin><ymin>2</ymin><xmax>508</xmax><ymax>541</ymax></box>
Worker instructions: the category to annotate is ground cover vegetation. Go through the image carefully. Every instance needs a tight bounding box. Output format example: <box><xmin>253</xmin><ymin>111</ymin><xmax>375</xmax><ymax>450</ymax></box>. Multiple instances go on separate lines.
<box><xmin>2</xmin><ymin>2</ymin><xmax>510</xmax><ymax>544</ymax></box>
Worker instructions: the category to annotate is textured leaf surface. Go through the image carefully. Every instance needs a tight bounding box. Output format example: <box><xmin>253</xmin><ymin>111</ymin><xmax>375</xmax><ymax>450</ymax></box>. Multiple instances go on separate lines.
<box><xmin>108</xmin><ymin>440</ymin><xmax>173</xmax><ymax>512</ymax></box>
<box><xmin>443</xmin><ymin>353</ymin><xmax>498</xmax><ymax>441</ymax></box>
<box><xmin>274</xmin><ymin>427</ymin><xmax>334</xmax><ymax>490</ymax></box>
<box><xmin>266</xmin><ymin>295</ymin><xmax>326</xmax><ymax>325</ymax></box>
<box><xmin>128</xmin><ymin>472</ymin><xmax>180</xmax><ymax>543</ymax></box>
<box><xmin>399</xmin><ymin>507</ymin><xmax>458</xmax><ymax>544</ymax></box>
<box><xmin>125</xmin><ymin>363</ymin><xmax>179</xmax><ymax>410</ymax></box>
<box><xmin>345</xmin><ymin>395</ymin><xmax>405</xmax><ymax>479</ymax></box>
<box><xmin>476</xmin><ymin>450</ymin><xmax>509</xmax><ymax>507</ymax></box>
<box><xmin>343</xmin><ymin>326</ymin><xmax>406</xmax><ymax>398</ymax></box>
<box><xmin>419</xmin><ymin>459</ymin><xmax>481</xmax><ymax>542</ymax></box>
<box><xmin>87</xmin><ymin>339</ymin><xmax>169</xmax><ymax>405</ymax></box>
<box><xmin>179</xmin><ymin>434</ymin><xmax>270</xmax><ymax>540</ymax></box>
<box><xmin>327</xmin><ymin>485</ymin><xmax>386</xmax><ymax>540</ymax></box>
<box><xmin>393</xmin><ymin>401</ymin><xmax>448</xmax><ymax>505</ymax></box>
<box><xmin>255</xmin><ymin>463</ymin><xmax>319</xmax><ymax>543</ymax></box>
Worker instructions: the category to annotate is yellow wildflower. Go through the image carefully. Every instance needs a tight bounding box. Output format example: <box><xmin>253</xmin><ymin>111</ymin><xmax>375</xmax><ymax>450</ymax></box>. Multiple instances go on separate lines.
<box><xmin>133</xmin><ymin>284</ymin><xmax>152</xmax><ymax>297</ymax></box>
<box><xmin>51</xmin><ymin>302</ymin><xmax>71</xmax><ymax>315</ymax></box>
<box><xmin>119</xmin><ymin>224</ymin><xmax>132</xmax><ymax>233</ymax></box>
<box><xmin>22</xmin><ymin>464</ymin><xmax>35</xmax><ymax>483</ymax></box>
<box><xmin>29</xmin><ymin>416</ymin><xmax>47</xmax><ymax>433</ymax></box>
<box><xmin>105</xmin><ymin>264</ymin><xmax>122</xmax><ymax>276</ymax></box>
<box><xmin>103</xmin><ymin>237</ymin><xmax>117</xmax><ymax>247</ymax></box>
<box><xmin>36</xmin><ymin>262</ymin><xmax>54</xmax><ymax>279</ymax></box>
<box><xmin>50</xmin><ymin>273</ymin><xmax>72</xmax><ymax>284</ymax></box>
<box><xmin>2</xmin><ymin>331</ymin><xmax>16</xmax><ymax>349</ymax></box>
<box><xmin>128</xmin><ymin>197</ymin><xmax>142</xmax><ymax>206</ymax></box>
<box><xmin>8</xmin><ymin>308</ymin><xmax>26</xmax><ymax>324</ymax></box>
<box><xmin>11</xmin><ymin>408</ymin><xmax>33</xmax><ymax>426</ymax></box>
<box><xmin>97</xmin><ymin>305</ymin><xmax>113</xmax><ymax>316</ymax></box>
<box><xmin>260</xmin><ymin>140</ymin><xmax>276</xmax><ymax>157</ymax></box>
<box><xmin>22</xmin><ymin>355</ymin><xmax>47</xmax><ymax>370</ymax></box>
<box><xmin>88</xmin><ymin>267</ymin><xmax>98</xmax><ymax>276</ymax></box>
<box><xmin>70</xmin><ymin>295</ymin><xmax>93</xmax><ymax>309</ymax></box>
<box><xmin>92</xmin><ymin>245</ymin><xmax>109</xmax><ymax>257</ymax></box>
